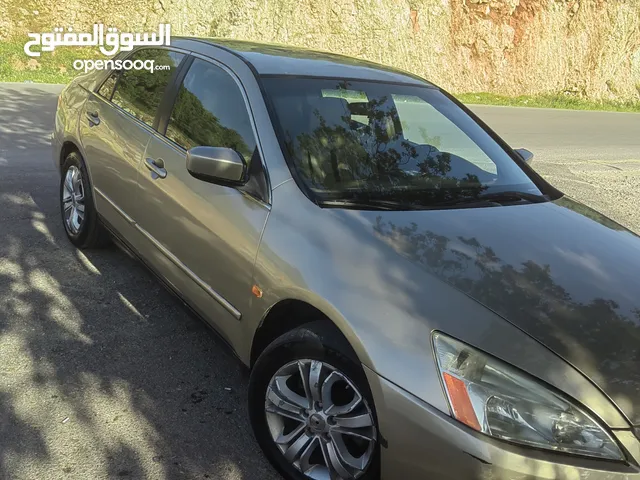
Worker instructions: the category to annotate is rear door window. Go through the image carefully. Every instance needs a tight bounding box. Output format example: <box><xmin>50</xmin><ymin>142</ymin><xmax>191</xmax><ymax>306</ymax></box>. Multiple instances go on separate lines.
<box><xmin>110</xmin><ymin>49</ymin><xmax>185</xmax><ymax>128</ymax></box>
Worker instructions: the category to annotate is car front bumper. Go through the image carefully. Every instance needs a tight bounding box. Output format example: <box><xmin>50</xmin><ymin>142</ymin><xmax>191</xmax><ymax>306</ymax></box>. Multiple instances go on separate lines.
<box><xmin>364</xmin><ymin>366</ymin><xmax>640</xmax><ymax>480</ymax></box>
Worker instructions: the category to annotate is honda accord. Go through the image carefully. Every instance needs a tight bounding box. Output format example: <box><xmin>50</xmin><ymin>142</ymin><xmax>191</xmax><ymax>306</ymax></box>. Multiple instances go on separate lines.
<box><xmin>52</xmin><ymin>38</ymin><xmax>640</xmax><ymax>479</ymax></box>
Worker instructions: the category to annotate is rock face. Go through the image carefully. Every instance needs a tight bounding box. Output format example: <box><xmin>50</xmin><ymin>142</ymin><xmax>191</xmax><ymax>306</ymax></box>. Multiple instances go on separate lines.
<box><xmin>1</xmin><ymin>0</ymin><xmax>639</xmax><ymax>101</ymax></box>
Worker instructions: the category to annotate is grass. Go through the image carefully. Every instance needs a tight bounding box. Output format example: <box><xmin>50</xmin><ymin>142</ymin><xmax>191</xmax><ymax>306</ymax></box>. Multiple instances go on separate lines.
<box><xmin>1</xmin><ymin>39</ymin><xmax>639</xmax><ymax>113</ymax></box>
<box><xmin>456</xmin><ymin>92</ymin><xmax>640</xmax><ymax>113</ymax></box>
<box><xmin>0</xmin><ymin>41</ymin><xmax>102</xmax><ymax>84</ymax></box>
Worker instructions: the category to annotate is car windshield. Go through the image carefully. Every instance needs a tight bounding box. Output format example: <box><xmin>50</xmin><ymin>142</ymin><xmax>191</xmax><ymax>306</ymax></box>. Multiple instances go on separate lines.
<box><xmin>262</xmin><ymin>77</ymin><xmax>544</xmax><ymax>207</ymax></box>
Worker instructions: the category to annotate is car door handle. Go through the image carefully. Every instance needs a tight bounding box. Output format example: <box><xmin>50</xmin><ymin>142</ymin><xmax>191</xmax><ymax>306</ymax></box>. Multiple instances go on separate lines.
<box><xmin>86</xmin><ymin>111</ymin><xmax>100</xmax><ymax>126</ymax></box>
<box><xmin>145</xmin><ymin>158</ymin><xmax>167</xmax><ymax>179</ymax></box>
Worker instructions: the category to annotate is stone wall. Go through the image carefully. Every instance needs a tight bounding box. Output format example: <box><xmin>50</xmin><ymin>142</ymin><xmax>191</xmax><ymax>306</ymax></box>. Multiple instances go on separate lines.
<box><xmin>1</xmin><ymin>0</ymin><xmax>639</xmax><ymax>101</ymax></box>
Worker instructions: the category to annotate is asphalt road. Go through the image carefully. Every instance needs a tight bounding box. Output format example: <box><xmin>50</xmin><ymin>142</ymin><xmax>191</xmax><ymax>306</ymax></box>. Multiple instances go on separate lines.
<box><xmin>0</xmin><ymin>83</ymin><xmax>280</xmax><ymax>479</ymax></box>
<box><xmin>473</xmin><ymin>104</ymin><xmax>640</xmax><ymax>230</ymax></box>
<box><xmin>1</xmin><ymin>83</ymin><xmax>639</xmax><ymax>480</ymax></box>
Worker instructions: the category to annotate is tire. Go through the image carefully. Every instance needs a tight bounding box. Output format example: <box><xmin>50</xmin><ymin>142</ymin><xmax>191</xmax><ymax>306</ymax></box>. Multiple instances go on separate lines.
<box><xmin>249</xmin><ymin>321</ymin><xmax>380</xmax><ymax>480</ymax></box>
<box><xmin>60</xmin><ymin>151</ymin><xmax>110</xmax><ymax>249</ymax></box>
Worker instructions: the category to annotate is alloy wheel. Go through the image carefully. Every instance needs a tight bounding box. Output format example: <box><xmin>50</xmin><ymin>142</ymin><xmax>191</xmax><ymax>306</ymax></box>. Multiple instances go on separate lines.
<box><xmin>62</xmin><ymin>165</ymin><xmax>86</xmax><ymax>235</ymax></box>
<box><xmin>265</xmin><ymin>359</ymin><xmax>376</xmax><ymax>479</ymax></box>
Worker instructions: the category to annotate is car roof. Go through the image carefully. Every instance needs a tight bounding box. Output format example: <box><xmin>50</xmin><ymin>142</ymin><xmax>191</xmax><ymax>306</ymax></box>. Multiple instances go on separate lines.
<box><xmin>175</xmin><ymin>37</ymin><xmax>433</xmax><ymax>87</ymax></box>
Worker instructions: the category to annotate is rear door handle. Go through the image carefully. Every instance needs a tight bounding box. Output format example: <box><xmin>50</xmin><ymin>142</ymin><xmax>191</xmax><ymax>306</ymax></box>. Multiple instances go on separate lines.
<box><xmin>86</xmin><ymin>110</ymin><xmax>100</xmax><ymax>126</ymax></box>
<box><xmin>145</xmin><ymin>158</ymin><xmax>167</xmax><ymax>179</ymax></box>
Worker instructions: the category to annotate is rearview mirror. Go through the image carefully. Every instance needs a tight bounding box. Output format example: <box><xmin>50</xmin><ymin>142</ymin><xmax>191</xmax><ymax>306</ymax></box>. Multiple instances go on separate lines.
<box><xmin>186</xmin><ymin>146</ymin><xmax>247</xmax><ymax>186</ymax></box>
<box><xmin>514</xmin><ymin>148</ymin><xmax>534</xmax><ymax>165</ymax></box>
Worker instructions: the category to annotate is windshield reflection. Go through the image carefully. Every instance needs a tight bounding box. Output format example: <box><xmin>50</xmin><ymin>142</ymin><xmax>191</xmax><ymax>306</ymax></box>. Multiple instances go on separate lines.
<box><xmin>264</xmin><ymin>77</ymin><xmax>544</xmax><ymax>206</ymax></box>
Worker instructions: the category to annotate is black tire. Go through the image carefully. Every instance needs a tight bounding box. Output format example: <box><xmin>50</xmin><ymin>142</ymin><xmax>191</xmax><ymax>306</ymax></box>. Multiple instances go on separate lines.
<box><xmin>249</xmin><ymin>321</ymin><xmax>381</xmax><ymax>480</ymax></box>
<box><xmin>60</xmin><ymin>151</ymin><xmax>110</xmax><ymax>249</ymax></box>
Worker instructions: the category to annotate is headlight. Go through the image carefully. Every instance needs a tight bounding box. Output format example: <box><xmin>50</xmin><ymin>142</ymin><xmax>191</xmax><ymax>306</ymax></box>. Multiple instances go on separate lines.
<box><xmin>433</xmin><ymin>332</ymin><xmax>624</xmax><ymax>460</ymax></box>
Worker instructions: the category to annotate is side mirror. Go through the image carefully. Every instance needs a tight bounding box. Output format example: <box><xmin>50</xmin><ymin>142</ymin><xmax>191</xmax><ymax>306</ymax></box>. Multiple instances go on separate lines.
<box><xmin>514</xmin><ymin>148</ymin><xmax>534</xmax><ymax>165</ymax></box>
<box><xmin>186</xmin><ymin>146</ymin><xmax>247</xmax><ymax>186</ymax></box>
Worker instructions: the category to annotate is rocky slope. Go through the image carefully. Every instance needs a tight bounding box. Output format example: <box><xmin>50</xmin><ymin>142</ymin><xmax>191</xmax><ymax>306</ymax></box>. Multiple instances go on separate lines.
<box><xmin>1</xmin><ymin>0</ymin><xmax>638</xmax><ymax>101</ymax></box>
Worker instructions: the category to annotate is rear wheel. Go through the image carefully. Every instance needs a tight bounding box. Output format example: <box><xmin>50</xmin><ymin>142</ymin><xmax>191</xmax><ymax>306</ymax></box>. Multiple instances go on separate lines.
<box><xmin>249</xmin><ymin>322</ymin><xmax>380</xmax><ymax>480</ymax></box>
<box><xmin>60</xmin><ymin>151</ymin><xmax>110</xmax><ymax>248</ymax></box>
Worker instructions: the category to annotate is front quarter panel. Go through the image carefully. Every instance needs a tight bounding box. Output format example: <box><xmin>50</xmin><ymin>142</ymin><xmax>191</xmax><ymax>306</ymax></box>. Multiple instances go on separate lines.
<box><xmin>53</xmin><ymin>81</ymin><xmax>91</xmax><ymax>173</ymax></box>
<box><xmin>249</xmin><ymin>179</ymin><xmax>630</xmax><ymax>429</ymax></box>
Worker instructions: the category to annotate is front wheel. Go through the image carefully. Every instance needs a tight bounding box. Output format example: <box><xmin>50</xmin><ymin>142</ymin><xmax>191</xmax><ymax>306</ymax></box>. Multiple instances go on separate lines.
<box><xmin>249</xmin><ymin>322</ymin><xmax>380</xmax><ymax>480</ymax></box>
<box><xmin>60</xmin><ymin>151</ymin><xmax>110</xmax><ymax>249</ymax></box>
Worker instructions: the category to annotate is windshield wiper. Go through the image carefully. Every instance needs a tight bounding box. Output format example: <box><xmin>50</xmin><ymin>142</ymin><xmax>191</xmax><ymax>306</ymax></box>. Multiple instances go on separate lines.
<box><xmin>319</xmin><ymin>191</ymin><xmax>547</xmax><ymax>210</ymax></box>
<box><xmin>477</xmin><ymin>191</ymin><xmax>548</xmax><ymax>204</ymax></box>
<box><xmin>432</xmin><ymin>191</ymin><xmax>548</xmax><ymax>208</ymax></box>
<box><xmin>318</xmin><ymin>199</ymin><xmax>421</xmax><ymax>211</ymax></box>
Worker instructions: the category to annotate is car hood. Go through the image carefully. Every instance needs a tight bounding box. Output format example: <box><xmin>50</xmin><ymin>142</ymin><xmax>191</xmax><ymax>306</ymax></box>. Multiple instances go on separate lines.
<box><xmin>362</xmin><ymin>196</ymin><xmax>640</xmax><ymax>425</ymax></box>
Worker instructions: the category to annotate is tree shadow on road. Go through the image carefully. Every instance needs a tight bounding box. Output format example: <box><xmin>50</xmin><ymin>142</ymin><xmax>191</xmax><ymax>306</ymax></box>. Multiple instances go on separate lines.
<box><xmin>0</xmin><ymin>85</ymin><xmax>278</xmax><ymax>479</ymax></box>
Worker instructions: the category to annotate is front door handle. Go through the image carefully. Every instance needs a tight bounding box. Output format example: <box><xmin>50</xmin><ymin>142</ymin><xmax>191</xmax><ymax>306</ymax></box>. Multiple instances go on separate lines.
<box><xmin>86</xmin><ymin>111</ymin><xmax>100</xmax><ymax>126</ymax></box>
<box><xmin>145</xmin><ymin>158</ymin><xmax>167</xmax><ymax>179</ymax></box>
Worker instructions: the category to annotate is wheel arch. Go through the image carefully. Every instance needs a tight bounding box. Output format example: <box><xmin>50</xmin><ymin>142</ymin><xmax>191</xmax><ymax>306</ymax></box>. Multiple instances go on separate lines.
<box><xmin>60</xmin><ymin>140</ymin><xmax>81</xmax><ymax>169</ymax></box>
<box><xmin>59</xmin><ymin>138</ymin><xmax>96</xmax><ymax>192</ymax></box>
<box><xmin>249</xmin><ymin>298</ymin><xmax>368</xmax><ymax>369</ymax></box>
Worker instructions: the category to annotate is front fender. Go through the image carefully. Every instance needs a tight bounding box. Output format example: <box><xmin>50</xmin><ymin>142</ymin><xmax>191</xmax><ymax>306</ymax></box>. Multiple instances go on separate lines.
<box><xmin>247</xmin><ymin>179</ymin><xmax>630</xmax><ymax>429</ymax></box>
<box><xmin>54</xmin><ymin>82</ymin><xmax>92</xmax><ymax>183</ymax></box>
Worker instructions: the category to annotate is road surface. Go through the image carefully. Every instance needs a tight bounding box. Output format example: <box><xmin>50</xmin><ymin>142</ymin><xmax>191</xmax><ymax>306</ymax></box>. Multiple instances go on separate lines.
<box><xmin>1</xmin><ymin>83</ymin><xmax>639</xmax><ymax>479</ymax></box>
<box><xmin>473</xmin><ymin>104</ymin><xmax>640</xmax><ymax>231</ymax></box>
